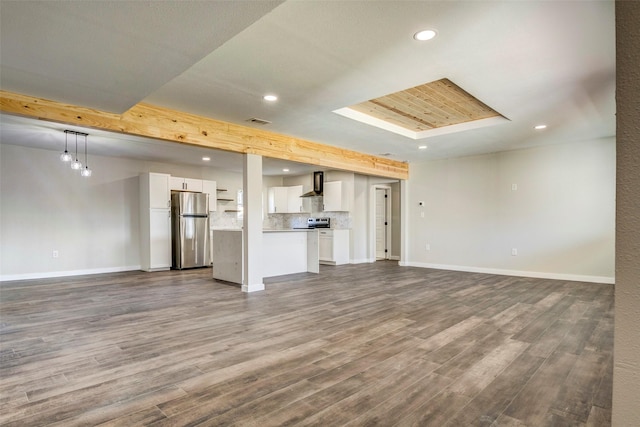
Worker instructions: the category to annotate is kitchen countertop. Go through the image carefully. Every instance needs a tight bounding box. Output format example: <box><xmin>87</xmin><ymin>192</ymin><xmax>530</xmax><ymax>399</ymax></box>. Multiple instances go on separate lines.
<box><xmin>212</xmin><ymin>228</ymin><xmax>349</xmax><ymax>232</ymax></box>
<box><xmin>263</xmin><ymin>228</ymin><xmax>318</xmax><ymax>232</ymax></box>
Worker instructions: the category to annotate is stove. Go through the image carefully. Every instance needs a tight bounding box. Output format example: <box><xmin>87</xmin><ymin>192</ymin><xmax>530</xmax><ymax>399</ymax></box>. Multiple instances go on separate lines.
<box><xmin>293</xmin><ymin>217</ymin><xmax>330</xmax><ymax>229</ymax></box>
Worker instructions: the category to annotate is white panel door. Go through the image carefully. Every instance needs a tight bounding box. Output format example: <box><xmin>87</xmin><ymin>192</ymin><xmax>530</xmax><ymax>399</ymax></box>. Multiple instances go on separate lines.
<box><xmin>375</xmin><ymin>188</ymin><xmax>387</xmax><ymax>259</ymax></box>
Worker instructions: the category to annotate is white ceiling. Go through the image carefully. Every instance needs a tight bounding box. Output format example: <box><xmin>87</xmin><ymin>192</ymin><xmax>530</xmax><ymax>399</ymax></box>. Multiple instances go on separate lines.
<box><xmin>0</xmin><ymin>1</ymin><xmax>615</xmax><ymax>176</ymax></box>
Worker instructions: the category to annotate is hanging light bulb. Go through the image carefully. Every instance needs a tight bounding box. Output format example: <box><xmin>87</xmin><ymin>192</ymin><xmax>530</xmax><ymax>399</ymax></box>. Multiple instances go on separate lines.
<box><xmin>80</xmin><ymin>133</ymin><xmax>92</xmax><ymax>177</ymax></box>
<box><xmin>70</xmin><ymin>132</ymin><xmax>82</xmax><ymax>170</ymax></box>
<box><xmin>60</xmin><ymin>130</ymin><xmax>73</xmax><ymax>162</ymax></box>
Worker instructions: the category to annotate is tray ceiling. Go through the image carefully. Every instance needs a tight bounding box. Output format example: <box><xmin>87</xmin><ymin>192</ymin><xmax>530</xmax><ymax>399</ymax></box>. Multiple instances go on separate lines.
<box><xmin>336</xmin><ymin>78</ymin><xmax>508</xmax><ymax>139</ymax></box>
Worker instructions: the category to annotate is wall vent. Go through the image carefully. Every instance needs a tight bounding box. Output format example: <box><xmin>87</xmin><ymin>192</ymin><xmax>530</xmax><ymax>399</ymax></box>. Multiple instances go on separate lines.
<box><xmin>246</xmin><ymin>117</ymin><xmax>272</xmax><ymax>125</ymax></box>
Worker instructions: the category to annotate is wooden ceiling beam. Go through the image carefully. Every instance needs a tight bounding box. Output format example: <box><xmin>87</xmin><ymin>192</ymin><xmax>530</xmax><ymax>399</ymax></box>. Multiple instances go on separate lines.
<box><xmin>0</xmin><ymin>90</ymin><xmax>408</xmax><ymax>180</ymax></box>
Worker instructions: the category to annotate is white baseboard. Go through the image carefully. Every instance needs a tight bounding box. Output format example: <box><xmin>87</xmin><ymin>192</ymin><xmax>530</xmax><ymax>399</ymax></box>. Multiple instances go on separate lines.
<box><xmin>0</xmin><ymin>265</ymin><xmax>142</xmax><ymax>283</ymax></box>
<box><xmin>402</xmin><ymin>261</ymin><xmax>614</xmax><ymax>284</ymax></box>
<box><xmin>389</xmin><ymin>255</ymin><xmax>400</xmax><ymax>261</ymax></box>
<box><xmin>242</xmin><ymin>282</ymin><xmax>265</xmax><ymax>292</ymax></box>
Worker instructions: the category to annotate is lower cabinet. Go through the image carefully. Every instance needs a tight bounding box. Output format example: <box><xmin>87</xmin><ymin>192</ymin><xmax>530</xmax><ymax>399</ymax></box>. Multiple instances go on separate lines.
<box><xmin>318</xmin><ymin>229</ymin><xmax>350</xmax><ymax>265</ymax></box>
<box><xmin>141</xmin><ymin>208</ymin><xmax>171</xmax><ymax>271</ymax></box>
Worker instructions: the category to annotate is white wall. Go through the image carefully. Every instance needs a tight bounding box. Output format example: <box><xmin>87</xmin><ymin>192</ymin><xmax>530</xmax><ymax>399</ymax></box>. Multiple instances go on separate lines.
<box><xmin>0</xmin><ymin>143</ymin><xmax>244</xmax><ymax>280</ymax></box>
<box><xmin>1</xmin><ymin>144</ymin><xmax>141</xmax><ymax>279</ymax></box>
<box><xmin>405</xmin><ymin>138</ymin><xmax>615</xmax><ymax>283</ymax></box>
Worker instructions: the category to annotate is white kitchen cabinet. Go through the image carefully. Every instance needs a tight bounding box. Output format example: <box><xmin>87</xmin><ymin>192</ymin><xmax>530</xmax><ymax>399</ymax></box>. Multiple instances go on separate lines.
<box><xmin>170</xmin><ymin>176</ymin><xmax>203</xmax><ymax>192</ymax></box>
<box><xmin>143</xmin><ymin>172</ymin><xmax>170</xmax><ymax>209</ymax></box>
<box><xmin>319</xmin><ymin>231</ymin><xmax>333</xmax><ymax>261</ymax></box>
<box><xmin>268</xmin><ymin>186</ymin><xmax>288</xmax><ymax>213</ymax></box>
<box><xmin>323</xmin><ymin>181</ymin><xmax>351</xmax><ymax>212</ymax></box>
<box><xmin>287</xmin><ymin>185</ymin><xmax>305</xmax><ymax>213</ymax></box>
<box><xmin>201</xmin><ymin>180</ymin><xmax>217</xmax><ymax>212</ymax></box>
<box><xmin>318</xmin><ymin>229</ymin><xmax>350</xmax><ymax>265</ymax></box>
<box><xmin>268</xmin><ymin>185</ymin><xmax>307</xmax><ymax>213</ymax></box>
<box><xmin>148</xmin><ymin>209</ymin><xmax>171</xmax><ymax>270</ymax></box>
<box><xmin>139</xmin><ymin>172</ymin><xmax>171</xmax><ymax>271</ymax></box>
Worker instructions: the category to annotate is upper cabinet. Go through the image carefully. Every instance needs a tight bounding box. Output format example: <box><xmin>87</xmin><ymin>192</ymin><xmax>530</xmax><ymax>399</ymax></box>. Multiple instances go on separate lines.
<box><xmin>323</xmin><ymin>181</ymin><xmax>351</xmax><ymax>212</ymax></box>
<box><xmin>141</xmin><ymin>172</ymin><xmax>170</xmax><ymax>210</ymax></box>
<box><xmin>170</xmin><ymin>177</ymin><xmax>203</xmax><ymax>192</ymax></box>
<box><xmin>268</xmin><ymin>186</ymin><xmax>288</xmax><ymax>214</ymax></box>
<box><xmin>268</xmin><ymin>185</ymin><xmax>307</xmax><ymax>213</ymax></box>
<box><xmin>287</xmin><ymin>185</ymin><xmax>304</xmax><ymax>213</ymax></box>
<box><xmin>169</xmin><ymin>176</ymin><xmax>216</xmax><ymax>211</ymax></box>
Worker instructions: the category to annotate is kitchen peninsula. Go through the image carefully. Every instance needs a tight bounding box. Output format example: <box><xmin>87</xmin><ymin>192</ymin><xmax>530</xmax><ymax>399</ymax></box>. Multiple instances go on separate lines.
<box><xmin>211</xmin><ymin>229</ymin><xmax>319</xmax><ymax>285</ymax></box>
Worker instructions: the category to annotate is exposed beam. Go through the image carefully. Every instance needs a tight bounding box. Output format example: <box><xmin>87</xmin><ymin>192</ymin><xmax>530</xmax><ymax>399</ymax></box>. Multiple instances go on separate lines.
<box><xmin>0</xmin><ymin>90</ymin><xmax>408</xmax><ymax>180</ymax></box>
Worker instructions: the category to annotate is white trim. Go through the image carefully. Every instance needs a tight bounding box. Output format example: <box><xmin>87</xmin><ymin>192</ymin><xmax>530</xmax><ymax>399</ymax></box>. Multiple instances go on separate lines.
<box><xmin>0</xmin><ymin>265</ymin><xmax>142</xmax><ymax>282</ymax></box>
<box><xmin>242</xmin><ymin>282</ymin><xmax>265</xmax><ymax>292</ymax></box>
<box><xmin>389</xmin><ymin>255</ymin><xmax>400</xmax><ymax>261</ymax></box>
<box><xmin>333</xmin><ymin>107</ymin><xmax>510</xmax><ymax>140</ymax></box>
<box><xmin>371</xmin><ymin>184</ymin><xmax>392</xmax><ymax>262</ymax></box>
<box><xmin>402</xmin><ymin>261</ymin><xmax>614</xmax><ymax>284</ymax></box>
<box><xmin>400</xmin><ymin>180</ymin><xmax>409</xmax><ymax>266</ymax></box>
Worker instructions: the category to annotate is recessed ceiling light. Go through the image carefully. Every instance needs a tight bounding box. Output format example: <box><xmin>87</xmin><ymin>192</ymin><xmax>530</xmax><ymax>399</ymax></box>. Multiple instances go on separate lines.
<box><xmin>282</xmin><ymin>168</ymin><xmax>290</xmax><ymax>172</ymax></box>
<box><xmin>534</xmin><ymin>124</ymin><xmax>547</xmax><ymax>130</ymax></box>
<box><xmin>414</xmin><ymin>29</ymin><xmax>437</xmax><ymax>41</ymax></box>
<box><xmin>418</xmin><ymin>145</ymin><xmax>428</xmax><ymax>150</ymax></box>
<box><xmin>202</xmin><ymin>156</ymin><xmax>211</xmax><ymax>161</ymax></box>
<box><xmin>263</xmin><ymin>94</ymin><xmax>278</xmax><ymax>102</ymax></box>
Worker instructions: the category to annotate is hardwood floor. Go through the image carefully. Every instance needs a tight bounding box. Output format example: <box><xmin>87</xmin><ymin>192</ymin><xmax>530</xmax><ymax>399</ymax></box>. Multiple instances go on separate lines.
<box><xmin>0</xmin><ymin>263</ymin><xmax>613</xmax><ymax>426</ymax></box>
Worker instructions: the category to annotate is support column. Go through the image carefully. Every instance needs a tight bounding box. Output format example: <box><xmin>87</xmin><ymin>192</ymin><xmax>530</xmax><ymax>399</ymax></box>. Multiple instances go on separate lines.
<box><xmin>399</xmin><ymin>179</ymin><xmax>409</xmax><ymax>266</ymax></box>
<box><xmin>242</xmin><ymin>153</ymin><xmax>264</xmax><ymax>292</ymax></box>
<box><xmin>613</xmin><ymin>1</ymin><xmax>640</xmax><ymax>424</ymax></box>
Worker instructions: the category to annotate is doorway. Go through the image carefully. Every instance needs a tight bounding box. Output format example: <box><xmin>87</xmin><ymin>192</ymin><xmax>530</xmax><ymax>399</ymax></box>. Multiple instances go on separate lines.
<box><xmin>375</xmin><ymin>187</ymin><xmax>391</xmax><ymax>260</ymax></box>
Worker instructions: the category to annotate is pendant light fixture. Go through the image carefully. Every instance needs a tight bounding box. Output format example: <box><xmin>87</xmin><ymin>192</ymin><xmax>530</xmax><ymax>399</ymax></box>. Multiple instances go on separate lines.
<box><xmin>70</xmin><ymin>132</ymin><xmax>82</xmax><ymax>171</ymax></box>
<box><xmin>61</xmin><ymin>129</ymin><xmax>93</xmax><ymax>176</ymax></box>
<box><xmin>60</xmin><ymin>130</ymin><xmax>73</xmax><ymax>162</ymax></box>
<box><xmin>80</xmin><ymin>133</ymin><xmax>92</xmax><ymax>177</ymax></box>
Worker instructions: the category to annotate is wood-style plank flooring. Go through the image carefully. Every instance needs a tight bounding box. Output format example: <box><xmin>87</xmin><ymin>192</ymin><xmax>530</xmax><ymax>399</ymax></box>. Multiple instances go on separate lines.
<box><xmin>0</xmin><ymin>262</ymin><xmax>613</xmax><ymax>426</ymax></box>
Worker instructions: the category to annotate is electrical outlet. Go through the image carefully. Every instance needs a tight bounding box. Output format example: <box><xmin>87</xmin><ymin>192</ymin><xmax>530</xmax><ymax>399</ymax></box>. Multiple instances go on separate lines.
<box><xmin>420</xmin><ymin>212</ymin><xmax>425</xmax><ymax>218</ymax></box>
<box><xmin>511</xmin><ymin>183</ymin><xmax>518</xmax><ymax>191</ymax></box>
<box><xmin>426</xmin><ymin>243</ymin><xmax>431</xmax><ymax>251</ymax></box>
<box><xmin>52</xmin><ymin>250</ymin><xmax>59</xmax><ymax>258</ymax></box>
<box><xmin>511</xmin><ymin>248</ymin><xmax>518</xmax><ymax>256</ymax></box>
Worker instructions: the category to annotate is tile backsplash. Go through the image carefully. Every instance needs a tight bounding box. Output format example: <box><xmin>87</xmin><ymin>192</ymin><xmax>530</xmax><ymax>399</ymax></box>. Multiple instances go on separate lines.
<box><xmin>210</xmin><ymin>208</ymin><xmax>351</xmax><ymax>230</ymax></box>
<box><xmin>263</xmin><ymin>211</ymin><xmax>351</xmax><ymax>230</ymax></box>
<box><xmin>209</xmin><ymin>210</ymin><xmax>242</xmax><ymax>229</ymax></box>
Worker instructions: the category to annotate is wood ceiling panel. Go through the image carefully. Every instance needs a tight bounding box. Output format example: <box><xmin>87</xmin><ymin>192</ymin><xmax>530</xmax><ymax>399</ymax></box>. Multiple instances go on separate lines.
<box><xmin>350</xmin><ymin>78</ymin><xmax>503</xmax><ymax>133</ymax></box>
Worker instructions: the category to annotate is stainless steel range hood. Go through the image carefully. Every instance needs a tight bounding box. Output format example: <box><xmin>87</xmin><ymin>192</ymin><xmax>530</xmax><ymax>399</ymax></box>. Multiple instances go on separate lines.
<box><xmin>301</xmin><ymin>171</ymin><xmax>323</xmax><ymax>197</ymax></box>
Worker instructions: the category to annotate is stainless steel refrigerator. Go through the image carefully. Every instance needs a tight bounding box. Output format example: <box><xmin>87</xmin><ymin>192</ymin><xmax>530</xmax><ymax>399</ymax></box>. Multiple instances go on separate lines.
<box><xmin>171</xmin><ymin>191</ymin><xmax>210</xmax><ymax>269</ymax></box>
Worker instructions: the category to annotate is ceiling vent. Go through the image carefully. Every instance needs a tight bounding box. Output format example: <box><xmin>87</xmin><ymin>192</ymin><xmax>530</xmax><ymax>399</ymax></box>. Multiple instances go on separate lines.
<box><xmin>246</xmin><ymin>117</ymin><xmax>272</xmax><ymax>125</ymax></box>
